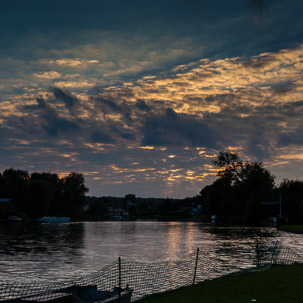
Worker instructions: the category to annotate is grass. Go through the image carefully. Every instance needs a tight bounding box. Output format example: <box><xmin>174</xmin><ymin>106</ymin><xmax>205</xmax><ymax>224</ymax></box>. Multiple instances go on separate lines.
<box><xmin>278</xmin><ymin>225</ymin><xmax>303</xmax><ymax>233</ymax></box>
<box><xmin>137</xmin><ymin>264</ymin><xmax>303</xmax><ymax>303</ymax></box>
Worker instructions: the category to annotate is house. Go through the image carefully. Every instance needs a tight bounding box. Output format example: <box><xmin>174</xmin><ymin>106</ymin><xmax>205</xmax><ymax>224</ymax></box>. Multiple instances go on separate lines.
<box><xmin>107</xmin><ymin>206</ymin><xmax>129</xmax><ymax>219</ymax></box>
<box><xmin>0</xmin><ymin>198</ymin><xmax>16</xmax><ymax>221</ymax></box>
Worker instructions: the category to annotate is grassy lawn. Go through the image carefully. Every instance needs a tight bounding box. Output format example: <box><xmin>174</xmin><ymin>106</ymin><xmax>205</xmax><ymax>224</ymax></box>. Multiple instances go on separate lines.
<box><xmin>278</xmin><ymin>225</ymin><xmax>303</xmax><ymax>233</ymax></box>
<box><xmin>137</xmin><ymin>264</ymin><xmax>303</xmax><ymax>303</ymax></box>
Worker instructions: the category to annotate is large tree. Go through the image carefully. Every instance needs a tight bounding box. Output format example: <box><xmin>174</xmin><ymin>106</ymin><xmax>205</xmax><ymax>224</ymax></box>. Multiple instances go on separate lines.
<box><xmin>279</xmin><ymin>179</ymin><xmax>303</xmax><ymax>223</ymax></box>
<box><xmin>200</xmin><ymin>151</ymin><xmax>276</xmax><ymax>224</ymax></box>
<box><xmin>0</xmin><ymin>169</ymin><xmax>89</xmax><ymax>220</ymax></box>
<box><xmin>0</xmin><ymin>168</ymin><xmax>29</xmax><ymax>210</ymax></box>
<box><xmin>62</xmin><ymin>172</ymin><xmax>89</xmax><ymax>219</ymax></box>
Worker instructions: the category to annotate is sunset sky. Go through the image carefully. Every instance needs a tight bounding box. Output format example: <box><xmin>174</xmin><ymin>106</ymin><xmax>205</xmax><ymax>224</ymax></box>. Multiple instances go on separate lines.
<box><xmin>1</xmin><ymin>0</ymin><xmax>303</xmax><ymax>198</ymax></box>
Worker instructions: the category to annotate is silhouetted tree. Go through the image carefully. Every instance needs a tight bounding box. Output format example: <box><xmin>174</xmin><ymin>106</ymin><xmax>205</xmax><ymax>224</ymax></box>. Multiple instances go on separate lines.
<box><xmin>62</xmin><ymin>172</ymin><xmax>89</xmax><ymax>219</ymax></box>
<box><xmin>0</xmin><ymin>169</ymin><xmax>89</xmax><ymax>220</ymax></box>
<box><xmin>212</xmin><ymin>151</ymin><xmax>244</xmax><ymax>183</ymax></box>
<box><xmin>87</xmin><ymin>197</ymin><xmax>108</xmax><ymax>218</ymax></box>
<box><xmin>0</xmin><ymin>168</ymin><xmax>29</xmax><ymax>211</ymax></box>
<box><xmin>25</xmin><ymin>179</ymin><xmax>53</xmax><ymax>219</ymax></box>
<box><xmin>279</xmin><ymin>179</ymin><xmax>303</xmax><ymax>223</ymax></box>
<box><xmin>29</xmin><ymin>172</ymin><xmax>63</xmax><ymax>217</ymax></box>
<box><xmin>200</xmin><ymin>151</ymin><xmax>276</xmax><ymax>224</ymax></box>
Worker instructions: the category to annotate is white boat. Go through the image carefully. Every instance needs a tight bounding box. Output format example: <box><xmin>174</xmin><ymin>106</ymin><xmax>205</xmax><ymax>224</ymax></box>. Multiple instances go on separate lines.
<box><xmin>7</xmin><ymin>215</ymin><xmax>22</xmax><ymax>222</ymax></box>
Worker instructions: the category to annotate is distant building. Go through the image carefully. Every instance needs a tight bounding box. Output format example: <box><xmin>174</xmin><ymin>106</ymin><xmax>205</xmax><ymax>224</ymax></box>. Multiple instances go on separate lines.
<box><xmin>0</xmin><ymin>198</ymin><xmax>16</xmax><ymax>221</ymax></box>
<box><xmin>107</xmin><ymin>206</ymin><xmax>129</xmax><ymax>218</ymax></box>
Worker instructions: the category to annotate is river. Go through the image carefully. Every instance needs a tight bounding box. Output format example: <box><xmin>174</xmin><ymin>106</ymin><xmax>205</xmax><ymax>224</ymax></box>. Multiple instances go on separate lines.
<box><xmin>0</xmin><ymin>221</ymin><xmax>302</xmax><ymax>282</ymax></box>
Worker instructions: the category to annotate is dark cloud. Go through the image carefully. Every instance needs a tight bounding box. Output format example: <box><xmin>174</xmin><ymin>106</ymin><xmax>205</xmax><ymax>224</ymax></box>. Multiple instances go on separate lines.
<box><xmin>136</xmin><ymin>100</ymin><xmax>150</xmax><ymax>112</ymax></box>
<box><xmin>42</xmin><ymin>115</ymin><xmax>79</xmax><ymax>136</ymax></box>
<box><xmin>271</xmin><ymin>82</ymin><xmax>294</xmax><ymax>95</ymax></box>
<box><xmin>247</xmin><ymin>136</ymin><xmax>271</xmax><ymax>160</ymax></box>
<box><xmin>49</xmin><ymin>86</ymin><xmax>79</xmax><ymax>110</ymax></box>
<box><xmin>91</xmin><ymin>131</ymin><xmax>116</xmax><ymax>144</ymax></box>
<box><xmin>95</xmin><ymin>97</ymin><xmax>122</xmax><ymax>113</ymax></box>
<box><xmin>22</xmin><ymin>96</ymin><xmax>80</xmax><ymax>137</ymax></box>
<box><xmin>247</xmin><ymin>0</ymin><xmax>267</xmax><ymax>21</ymax></box>
<box><xmin>94</xmin><ymin>97</ymin><xmax>134</xmax><ymax>124</ymax></box>
<box><xmin>242</xmin><ymin>54</ymin><xmax>273</xmax><ymax>69</ymax></box>
<box><xmin>23</xmin><ymin>98</ymin><xmax>48</xmax><ymax>111</ymax></box>
<box><xmin>141</xmin><ymin>108</ymin><xmax>218</xmax><ymax>148</ymax></box>
<box><xmin>278</xmin><ymin>127</ymin><xmax>303</xmax><ymax>147</ymax></box>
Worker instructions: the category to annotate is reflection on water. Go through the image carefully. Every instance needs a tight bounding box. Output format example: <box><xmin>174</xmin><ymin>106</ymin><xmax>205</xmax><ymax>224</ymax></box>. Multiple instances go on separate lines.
<box><xmin>0</xmin><ymin>221</ymin><xmax>302</xmax><ymax>282</ymax></box>
<box><xmin>0</xmin><ymin>222</ymin><xmax>85</xmax><ymax>281</ymax></box>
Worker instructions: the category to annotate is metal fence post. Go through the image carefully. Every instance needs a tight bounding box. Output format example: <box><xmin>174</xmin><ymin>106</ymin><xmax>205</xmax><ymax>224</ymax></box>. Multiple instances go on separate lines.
<box><xmin>270</xmin><ymin>240</ymin><xmax>279</xmax><ymax>265</ymax></box>
<box><xmin>193</xmin><ymin>248</ymin><xmax>200</xmax><ymax>285</ymax></box>
<box><xmin>118</xmin><ymin>257</ymin><xmax>121</xmax><ymax>303</ymax></box>
<box><xmin>256</xmin><ymin>240</ymin><xmax>260</xmax><ymax>267</ymax></box>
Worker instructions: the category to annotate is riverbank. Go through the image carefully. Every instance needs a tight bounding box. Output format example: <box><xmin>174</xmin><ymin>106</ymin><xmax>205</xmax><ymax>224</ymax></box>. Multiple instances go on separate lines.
<box><xmin>137</xmin><ymin>264</ymin><xmax>303</xmax><ymax>303</ymax></box>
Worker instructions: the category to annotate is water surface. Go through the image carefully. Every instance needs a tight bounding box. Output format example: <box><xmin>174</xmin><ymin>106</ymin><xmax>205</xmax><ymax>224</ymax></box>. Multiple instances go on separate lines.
<box><xmin>0</xmin><ymin>221</ymin><xmax>301</xmax><ymax>282</ymax></box>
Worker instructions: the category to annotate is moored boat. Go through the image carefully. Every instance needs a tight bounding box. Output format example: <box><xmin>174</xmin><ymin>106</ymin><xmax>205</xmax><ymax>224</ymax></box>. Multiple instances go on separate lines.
<box><xmin>38</xmin><ymin>217</ymin><xmax>70</xmax><ymax>223</ymax></box>
<box><xmin>7</xmin><ymin>216</ymin><xmax>22</xmax><ymax>222</ymax></box>
<box><xmin>3</xmin><ymin>286</ymin><xmax>132</xmax><ymax>303</ymax></box>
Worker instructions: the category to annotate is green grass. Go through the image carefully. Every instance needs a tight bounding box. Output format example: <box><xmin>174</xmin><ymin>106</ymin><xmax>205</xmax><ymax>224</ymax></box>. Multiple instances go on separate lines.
<box><xmin>279</xmin><ymin>225</ymin><xmax>303</xmax><ymax>233</ymax></box>
<box><xmin>137</xmin><ymin>264</ymin><xmax>303</xmax><ymax>303</ymax></box>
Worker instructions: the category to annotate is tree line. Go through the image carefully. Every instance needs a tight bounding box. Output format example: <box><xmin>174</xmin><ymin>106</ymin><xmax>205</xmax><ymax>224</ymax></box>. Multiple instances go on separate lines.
<box><xmin>199</xmin><ymin>151</ymin><xmax>303</xmax><ymax>225</ymax></box>
<box><xmin>2</xmin><ymin>151</ymin><xmax>303</xmax><ymax>225</ymax></box>
<box><xmin>0</xmin><ymin>169</ymin><xmax>88</xmax><ymax>220</ymax></box>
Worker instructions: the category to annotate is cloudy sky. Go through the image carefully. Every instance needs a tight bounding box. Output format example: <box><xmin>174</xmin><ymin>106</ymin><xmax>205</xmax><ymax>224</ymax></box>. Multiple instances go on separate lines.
<box><xmin>1</xmin><ymin>0</ymin><xmax>303</xmax><ymax>198</ymax></box>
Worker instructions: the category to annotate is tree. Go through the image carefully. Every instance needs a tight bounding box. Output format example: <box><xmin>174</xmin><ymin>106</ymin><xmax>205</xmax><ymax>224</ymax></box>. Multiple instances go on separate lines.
<box><xmin>200</xmin><ymin>178</ymin><xmax>232</xmax><ymax>217</ymax></box>
<box><xmin>29</xmin><ymin>172</ymin><xmax>63</xmax><ymax>216</ymax></box>
<box><xmin>0</xmin><ymin>168</ymin><xmax>29</xmax><ymax>210</ymax></box>
<box><xmin>279</xmin><ymin>179</ymin><xmax>303</xmax><ymax>223</ymax></box>
<box><xmin>0</xmin><ymin>168</ymin><xmax>90</xmax><ymax>220</ymax></box>
<box><xmin>201</xmin><ymin>151</ymin><xmax>276</xmax><ymax>224</ymax></box>
<box><xmin>87</xmin><ymin>197</ymin><xmax>108</xmax><ymax>218</ymax></box>
<box><xmin>25</xmin><ymin>179</ymin><xmax>53</xmax><ymax>219</ymax></box>
<box><xmin>212</xmin><ymin>151</ymin><xmax>244</xmax><ymax>183</ymax></box>
<box><xmin>62</xmin><ymin>172</ymin><xmax>89</xmax><ymax>219</ymax></box>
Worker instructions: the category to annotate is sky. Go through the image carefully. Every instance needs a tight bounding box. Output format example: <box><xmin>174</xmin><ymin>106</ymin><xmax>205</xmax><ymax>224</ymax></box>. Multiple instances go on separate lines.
<box><xmin>0</xmin><ymin>0</ymin><xmax>303</xmax><ymax>198</ymax></box>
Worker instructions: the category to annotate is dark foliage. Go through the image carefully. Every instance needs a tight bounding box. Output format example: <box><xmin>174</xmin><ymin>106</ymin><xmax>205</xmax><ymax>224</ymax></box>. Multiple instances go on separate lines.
<box><xmin>0</xmin><ymin>168</ymin><xmax>88</xmax><ymax>220</ymax></box>
<box><xmin>279</xmin><ymin>179</ymin><xmax>303</xmax><ymax>224</ymax></box>
<box><xmin>201</xmin><ymin>151</ymin><xmax>276</xmax><ymax>225</ymax></box>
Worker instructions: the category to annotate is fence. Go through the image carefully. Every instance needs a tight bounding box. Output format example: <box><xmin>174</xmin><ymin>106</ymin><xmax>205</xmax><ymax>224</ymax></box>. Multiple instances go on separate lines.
<box><xmin>0</xmin><ymin>241</ymin><xmax>302</xmax><ymax>303</ymax></box>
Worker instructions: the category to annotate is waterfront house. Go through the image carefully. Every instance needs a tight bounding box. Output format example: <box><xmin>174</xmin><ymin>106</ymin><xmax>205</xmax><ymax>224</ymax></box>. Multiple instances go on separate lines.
<box><xmin>107</xmin><ymin>206</ymin><xmax>129</xmax><ymax>219</ymax></box>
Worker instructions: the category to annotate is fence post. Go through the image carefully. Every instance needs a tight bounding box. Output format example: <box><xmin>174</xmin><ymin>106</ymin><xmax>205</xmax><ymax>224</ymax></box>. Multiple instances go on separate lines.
<box><xmin>270</xmin><ymin>240</ymin><xmax>279</xmax><ymax>265</ymax></box>
<box><xmin>118</xmin><ymin>257</ymin><xmax>121</xmax><ymax>303</ymax></box>
<box><xmin>193</xmin><ymin>248</ymin><xmax>200</xmax><ymax>285</ymax></box>
<box><xmin>256</xmin><ymin>240</ymin><xmax>260</xmax><ymax>267</ymax></box>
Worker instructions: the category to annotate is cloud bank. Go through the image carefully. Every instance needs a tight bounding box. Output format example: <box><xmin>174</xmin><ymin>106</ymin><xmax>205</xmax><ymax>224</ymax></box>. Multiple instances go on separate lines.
<box><xmin>0</xmin><ymin>45</ymin><xmax>303</xmax><ymax>197</ymax></box>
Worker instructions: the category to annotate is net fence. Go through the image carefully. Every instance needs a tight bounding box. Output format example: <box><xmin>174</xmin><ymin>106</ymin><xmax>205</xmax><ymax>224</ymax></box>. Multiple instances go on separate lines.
<box><xmin>0</xmin><ymin>241</ymin><xmax>302</xmax><ymax>303</ymax></box>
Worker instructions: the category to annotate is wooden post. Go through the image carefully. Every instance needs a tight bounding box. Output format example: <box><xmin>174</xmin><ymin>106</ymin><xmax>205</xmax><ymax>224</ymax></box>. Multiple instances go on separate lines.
<box><xmin>193</xmin><ymin>248</ymin><xmax>200</xmax><ymax>285</ymax></box>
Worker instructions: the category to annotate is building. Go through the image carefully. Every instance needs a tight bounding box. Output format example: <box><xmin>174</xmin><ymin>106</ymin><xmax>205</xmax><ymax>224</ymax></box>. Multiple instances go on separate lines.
<box><xmin>107</xmin><ymin>206</ymin><xmax>129</xmax><ymax>219</ymax></box>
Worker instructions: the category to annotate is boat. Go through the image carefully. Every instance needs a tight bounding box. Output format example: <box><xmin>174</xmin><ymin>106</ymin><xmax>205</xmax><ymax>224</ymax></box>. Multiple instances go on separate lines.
<box><xmin>7</xmin><ymin>216</ymin><xmax>22</xmax><ymax>222</ymax></box>
<box><xmin>38</xmin><ymin>217</ymin><xmax>70</xmax><ymax>223</ymax></box>
<box><xmin>5</xmin><ymin>285</ymin><xmax>133</xmax><ymax>303</ymax></box>
<box><xmin>69</xmin><ymin>285</ymin><xmax>133</xmax><ymax>303</ymax></box>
